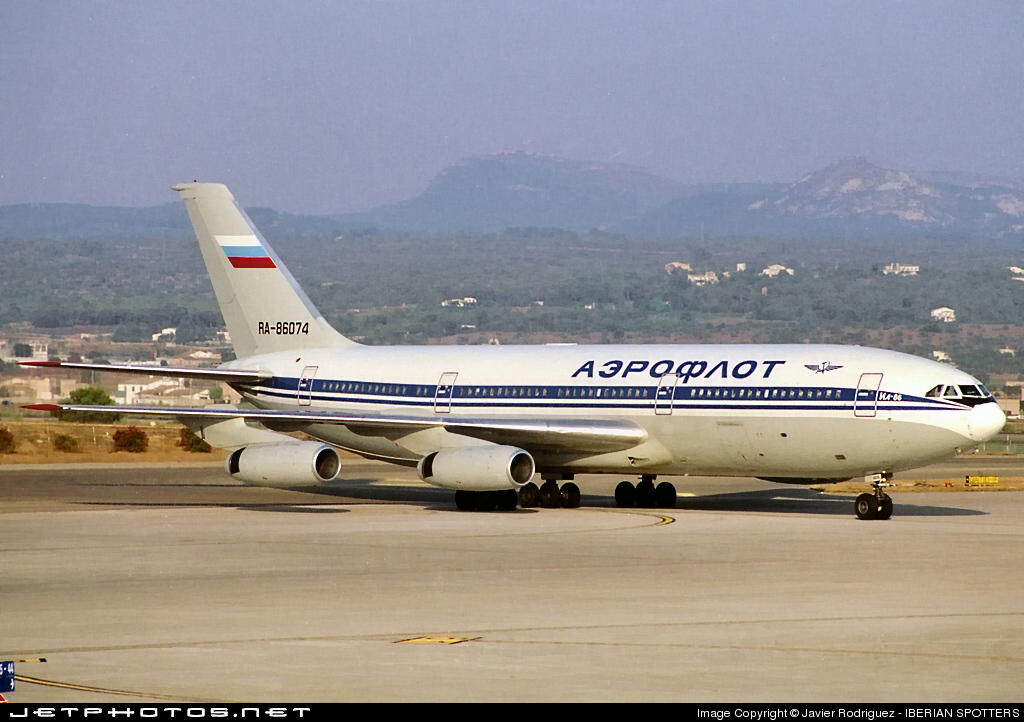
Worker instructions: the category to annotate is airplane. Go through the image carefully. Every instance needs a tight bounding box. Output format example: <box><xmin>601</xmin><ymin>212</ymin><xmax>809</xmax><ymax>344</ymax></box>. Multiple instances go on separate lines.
<box><xmin>24</xmin><ymin>182</ymin><xmax>1007</xmax><ymax>520</ymax></box>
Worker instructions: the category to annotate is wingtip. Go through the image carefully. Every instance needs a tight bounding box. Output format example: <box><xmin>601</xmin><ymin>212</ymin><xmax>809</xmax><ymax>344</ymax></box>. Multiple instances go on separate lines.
<box><xmin>22</xmin><ymin>404</ymin><xmax>62</xmax><ymax>412</ymax></box>
<box><xmin>18</xmin><ymin>360</ymin><xmax>61</xmax><ymax>367</ymax></box>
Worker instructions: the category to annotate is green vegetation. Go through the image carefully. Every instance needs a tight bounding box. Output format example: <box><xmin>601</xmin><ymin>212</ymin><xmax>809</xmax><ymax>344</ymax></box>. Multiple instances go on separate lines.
<box><xmin>52</xmin><ymin>433</ymin><xmax>81</xmax><ymax>453</ymax></box>
<box><xmin>111</xmin><ymin>426</ymin><xmax>148</xmax><ymax>453</ymax></box>
<box><xmin>177</xmin><ymin>427</ymin><xmax>212</xmax><ymax>453</ymax></box>
<box><xmin>60</xmin><ymin>386</ymin><xmax>120</xmax><ymax>423</ymax></box>
<box><xmin>5</xmin><ymin>229</ymin><xmax>1024</xmax><ymax>382</ymax></box>
<box><xmin>0</xmin><ymin>425</ymin><xmax>15</xmax><ymax>454</ymax></box>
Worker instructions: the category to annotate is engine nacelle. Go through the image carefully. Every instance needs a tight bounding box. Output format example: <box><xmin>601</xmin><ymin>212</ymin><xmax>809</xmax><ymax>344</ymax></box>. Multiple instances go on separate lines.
<box><xmin>226</xmin><ymin>441</ymin><xmax>341</xmax><ymax>487</ymax></box>
<box><xmin>417</xmin><ymin>445</ymin><xmax>535</xmax><ymax>491</ymax></box>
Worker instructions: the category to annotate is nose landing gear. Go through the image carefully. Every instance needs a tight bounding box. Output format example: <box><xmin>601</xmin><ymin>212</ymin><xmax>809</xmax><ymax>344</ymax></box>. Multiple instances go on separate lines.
<box><xmin>855</xmin><ymin>473</ymin><xmax>894</xmax><ymax>520</ymax></box>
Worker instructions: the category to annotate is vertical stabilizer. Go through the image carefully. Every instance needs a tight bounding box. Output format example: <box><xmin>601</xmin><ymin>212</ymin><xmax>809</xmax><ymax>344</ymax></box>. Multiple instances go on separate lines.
<box><xmin>172</xmin><ymin>183</ymin><xmax>357</xmax><ymax>358</ymax></box>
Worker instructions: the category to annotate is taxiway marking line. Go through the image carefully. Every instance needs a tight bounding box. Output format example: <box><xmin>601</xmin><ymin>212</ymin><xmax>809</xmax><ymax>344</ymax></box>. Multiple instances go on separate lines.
<box><xmin>479</xmin><ymin>638</ymin><xmax>1024</xmax><ymax>665</ymax></box>
<box><xmin>6</xmin><ymin>612</ymin><xmax>1020</xmax><ymax>659</ymax></box>
<box><xmin>13</xmin><ymin>674</ymin><xmax>213</xmax><ymax>702</ymax></box>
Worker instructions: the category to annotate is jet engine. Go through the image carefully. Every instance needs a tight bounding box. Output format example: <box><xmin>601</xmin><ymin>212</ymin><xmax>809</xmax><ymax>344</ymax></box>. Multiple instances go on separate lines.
<box><xmin>226</xmin><ymin>441</ymin><xmax>341</xmax><ymax>487</ymax></box>
<box><xmin>416</xmin><ymin>445</ymin><xmax>535</xmax><ymax>491</ymax></box>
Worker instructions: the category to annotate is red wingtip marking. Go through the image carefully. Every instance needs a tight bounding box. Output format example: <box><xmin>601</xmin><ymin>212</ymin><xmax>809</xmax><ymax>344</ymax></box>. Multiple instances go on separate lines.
<box><xmin>22</xmin><ymin>404</ymin><xmax>62</xmax><ymax>411</ymax></box>
<box><xmin>19</xmin><ymin>361</ymin><xmax>61</xmax><ymax>367</ymax></box>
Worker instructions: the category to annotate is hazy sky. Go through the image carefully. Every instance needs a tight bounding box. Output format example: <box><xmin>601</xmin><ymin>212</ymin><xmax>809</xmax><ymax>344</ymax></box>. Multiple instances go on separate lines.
<box><xmin>2</xmin><ymin>1</ymin><xmax>1021</xmax><ymax>214</ymax></box>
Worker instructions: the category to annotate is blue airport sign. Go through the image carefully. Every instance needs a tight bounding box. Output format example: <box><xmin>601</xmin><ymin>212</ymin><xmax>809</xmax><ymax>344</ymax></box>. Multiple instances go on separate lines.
<box><xmin>0</xmin><ymin>661</ymin><xmax>14</xmax><ymax>693</ymax></box>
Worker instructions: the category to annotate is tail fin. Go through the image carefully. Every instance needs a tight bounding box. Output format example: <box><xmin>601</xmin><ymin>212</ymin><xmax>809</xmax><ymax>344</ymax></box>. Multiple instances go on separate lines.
<box><xmin>172</xmin><ymin>183</ymin><xmax>357</xmax><ymax>358</ymax></box>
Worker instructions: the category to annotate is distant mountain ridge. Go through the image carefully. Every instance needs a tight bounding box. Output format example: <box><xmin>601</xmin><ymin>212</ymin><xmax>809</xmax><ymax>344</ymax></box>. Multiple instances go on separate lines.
<box><xmin>619</xmin><ymin>157</ymin><xmax>1024</xmax><ymax>239</ymax></box>
<box><xmin>338</xmin><ymin>151</ymin><xmax>692</xmax><ymax>233</ymax></box>
<box><xmin>342</xmin><ymin>153</ymin><xmax>1024</xmax><ymax>238</ymax></box>
<box><xmin>3</xmin><ymin>154</ymin><xmax>1021</xmax><ymax>240</ymax></box>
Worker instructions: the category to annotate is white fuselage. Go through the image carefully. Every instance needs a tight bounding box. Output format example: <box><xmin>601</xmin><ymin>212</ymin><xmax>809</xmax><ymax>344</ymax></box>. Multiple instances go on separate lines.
<box><xmin>228</xmin><ymin>343</ymin><xmax>1005</xmax><ymax>480</ymax></box>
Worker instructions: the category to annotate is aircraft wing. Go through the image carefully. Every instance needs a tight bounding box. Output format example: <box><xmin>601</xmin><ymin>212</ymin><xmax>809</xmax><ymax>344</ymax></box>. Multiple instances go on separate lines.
<box><xmin>23</xmin><ymin>404</ymin><xmax>647</xmax><ymax>454</ymax></box>
<box><xmin>18</xmin><ymin>361</ymin><xmax>270</xmax><ymax>384</ymax></box>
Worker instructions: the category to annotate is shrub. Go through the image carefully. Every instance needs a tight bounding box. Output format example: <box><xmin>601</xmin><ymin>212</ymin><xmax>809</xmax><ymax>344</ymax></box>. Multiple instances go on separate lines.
<box><xmin>61</xmin><ymin>386</ymin><xmax>120</xmax><ymax>423</ymax></box>
<box><xmin>177</xmin><ymin>427</ymin><xmax>212</xmax><ymax>453</ymax></box>
<box><xmin>0</xmin><ymin>426</ymin><xmax>15</xmax><ymax>454</ymax></box>
<box><xmin>52</xmin><ymin>433</ymin><xmax>81</xmax><ymax>453</ymax></box>
<box><xmin>112</xmin><ymin>426</ymin><xmax>148</xmax><ymax>453</ymax></box>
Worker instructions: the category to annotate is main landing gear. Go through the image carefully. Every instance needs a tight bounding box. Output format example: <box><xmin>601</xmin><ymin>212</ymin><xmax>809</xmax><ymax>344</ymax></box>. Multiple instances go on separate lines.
<box><xmin>518</xmin><ymin>475</ymin><xmax>581</xmax><ymax>509</ymax></box>
<box><xmin>454</xmin><ymin>489</ymin><xmax>519</xmax><ymax>512</ymax></box>
<box><xmin>614</xmin><ymin>475</ymin><xmax>677</xmax><ymax>509</ymax></box>
<box><xmin>454</xmin><ymin>475</ymin><xmax>583</xmax><ymax>511</ymax></box>
<box><xmin>854</xmin><ymin>473</ymin><xmax>894</xmax><ymax>521</ymax></box>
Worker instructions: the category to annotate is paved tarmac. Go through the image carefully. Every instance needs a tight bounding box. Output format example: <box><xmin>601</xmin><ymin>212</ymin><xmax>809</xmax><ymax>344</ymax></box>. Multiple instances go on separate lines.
<box><xmin>1</xmin><ymin>457</ymin><xmax>1022</xmax><ymax>702</ymax></box>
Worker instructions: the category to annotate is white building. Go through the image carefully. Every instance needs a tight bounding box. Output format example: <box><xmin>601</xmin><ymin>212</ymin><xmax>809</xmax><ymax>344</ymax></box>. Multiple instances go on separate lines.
<box><xmin>930</xmin><ymin>307</ymin><xmax>956</xmax><ymax>323</ymax></box>
<box><xmin>760</xmin><ymin>264</ymin><xmax>794</xmax><ymax>277</ymax></box>
<box><xmin>2</xmin><ymin>376</ymin><xmax>83</xmax><ymax>402</ymax></box>
<box><xmin>117</xmin><ymin>377</ymin><xmax>187</xmax><ymax>405</ymax></box>
<box><xmin>883</xmin><ymin>263</ymin><xmax>919</xmax><ymax>276</ymax></box>
<box><xmin>0</xmin><ymin>339</ymin><xmax>49</xmax><ymax>362</ymax></box>
<box><xmin>441</xmin><ymin>297</ymin><xmax>478</xmax><ymax>308</ymax></box>
<box><xmin>687</xmin><ymin>271</ymin><xmax>719</xmax><ymax>287</ymax></box>
<box><xmin>664</xmin><ymin>262</ymin><xmax>693</xmax><ymax>275</ymax></box>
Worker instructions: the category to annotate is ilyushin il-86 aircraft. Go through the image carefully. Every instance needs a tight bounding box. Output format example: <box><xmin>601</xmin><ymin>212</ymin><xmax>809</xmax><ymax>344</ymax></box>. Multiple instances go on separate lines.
<box><xmin>25</xmin><ymin>183</ymin><xmax>1006</xmax><ymax>520</ymax></box>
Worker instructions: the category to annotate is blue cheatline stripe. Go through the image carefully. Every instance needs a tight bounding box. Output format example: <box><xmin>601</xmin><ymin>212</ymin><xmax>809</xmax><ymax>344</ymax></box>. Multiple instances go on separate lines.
<box><xmin>220</xmin><ymin>245</ymin><xmax>269</xmax><ymax>258</ymax></box>
<box><xmin>232</xmin><ymin>377</ymin><xmax>967</xmax><ymax>414</ymax></box>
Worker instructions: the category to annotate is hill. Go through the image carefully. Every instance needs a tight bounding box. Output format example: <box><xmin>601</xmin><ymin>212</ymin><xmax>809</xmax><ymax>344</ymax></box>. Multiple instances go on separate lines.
<box><xmin>3</xmin><ymin>155</ymin><xmax>1022</xmax><ymax>240</ymax></box>
<box><xmin>337</xmin><ymin>151</ymin><xmax>691</xmax><ymax>233</ymax></box>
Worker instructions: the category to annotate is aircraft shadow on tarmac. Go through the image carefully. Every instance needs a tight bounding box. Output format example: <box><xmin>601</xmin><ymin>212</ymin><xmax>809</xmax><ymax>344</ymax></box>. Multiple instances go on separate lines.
<box><xmin>304</xmin><ymin>480</ymin><xmax>986</xmax><ymax>517</ymax></box>
<box><xmin>664</xmin><ymin>487</ymin><xmax>985</xmax><ymax>517</ymax></box>
<box><xmin>235</xmin><ymin>504</ymin><xmax>349</xmax><ymax>514</ymax></box>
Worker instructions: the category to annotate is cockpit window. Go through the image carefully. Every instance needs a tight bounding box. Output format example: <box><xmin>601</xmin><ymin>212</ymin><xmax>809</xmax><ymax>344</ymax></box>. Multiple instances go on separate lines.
<box><xmin>959</xmin><ymin>385</ymin><xmax>983</xmax><ymax>397</ymax></box>
<box><xmin>925</xmin><ymin>385</ymin><xmax>943</xmax><ymax>398</ymax></box>
<box><xmin>942</xmin><ymin>385</ymin><xmax>961</xmax><ymax>398</ymax></box>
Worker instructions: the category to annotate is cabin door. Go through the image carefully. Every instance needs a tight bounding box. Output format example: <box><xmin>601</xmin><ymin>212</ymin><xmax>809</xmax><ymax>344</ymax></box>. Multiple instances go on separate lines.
<box><xmin>434</xmin><ymin>372</ymin><xmax>458</xmax><ymax>414</ymax></box>
<box><xmin>655</xmin><ymin>373</ymin><xmax>679</xmax><ymax>415</ymax></box>
<box><xmin>854</xmin><ymin>373</ymin><xmax>883</xmax><ymax>418</ymax></box>
<box><xmin>298</xmin><ymin>366</ymin><xmax>318</xmax><ymax>406</ymax></box>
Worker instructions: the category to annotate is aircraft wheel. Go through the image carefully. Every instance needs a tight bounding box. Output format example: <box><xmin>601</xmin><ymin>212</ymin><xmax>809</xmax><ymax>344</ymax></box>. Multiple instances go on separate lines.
<box><xmin>455</xmin><ymin>490</ymin><xmax>476</xmax><ymax>511</ymax></box>
<box><xmin>560</xmin><ymin>482</ymin><xmax>581</xmax><ymax>508</ymax></box>
<box><xmin>497</xmin><ymin>489</ymin><xmax>519</xmax><ymax>511</ymax></box>
<box><xmin>854</xmin><ymin>493</ymin><xmax>877</xmax><ymax>520</ymax></box>
<box><xmin>614</xmin><ymin>481</ymin><xmax>635</xmax><ymax>507</ymax></box>
<box><xmin>635</xmin><ymin>478</ymin><xmax>656</xmax><ymax>508</ymax></box>
<box><xmin>654</xmin><ymin>482</ymin><xmax>677</xmax><ymax>509</ymax></box>
<box><xmin>539</xmin><ymin>480</ymin><xmax>561</xmax><ymax>508</ymax></box>
<box><xmin>877</xmin><ymin>495</ymin><xmax>893</xmax><ymax>520</ymax></box>
<box><xmin>476</xmin><ymin>491</ymin><xmax>497</xmax><ymax>512</ymax></box>
<box><xmin>518</xmin><ymin>482</ymin><xmax>540</xmax><ymax>508</ymax></box>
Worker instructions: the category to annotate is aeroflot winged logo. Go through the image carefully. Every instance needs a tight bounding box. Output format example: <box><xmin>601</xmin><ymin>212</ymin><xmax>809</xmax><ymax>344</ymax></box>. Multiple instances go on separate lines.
<box><xmin>805</xmin><ymin>361</ymin><xmax>843</xmax><ymax>374</ymax></box>
<box><xmin>215</xmin><ymin>234</ymin><xmax>277</xmax><ymax>269</ymax></box>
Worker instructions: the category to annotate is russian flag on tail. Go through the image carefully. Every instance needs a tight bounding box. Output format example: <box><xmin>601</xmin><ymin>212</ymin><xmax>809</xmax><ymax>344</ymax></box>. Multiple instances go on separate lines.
<box><xmin>215</xmin><ymin>234</ymin><xmax>277</xmax><ymax>269</ymax></box>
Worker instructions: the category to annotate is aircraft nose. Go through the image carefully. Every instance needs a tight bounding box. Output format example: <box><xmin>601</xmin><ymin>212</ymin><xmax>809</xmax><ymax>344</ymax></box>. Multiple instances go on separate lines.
<box><xmin>967</xmin><ymin>402</ymin><xmax>1006</xmax><ymax>442</ymax></box>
